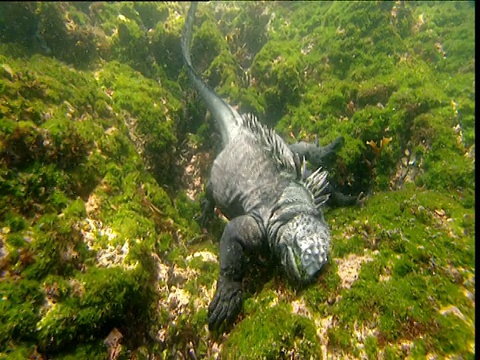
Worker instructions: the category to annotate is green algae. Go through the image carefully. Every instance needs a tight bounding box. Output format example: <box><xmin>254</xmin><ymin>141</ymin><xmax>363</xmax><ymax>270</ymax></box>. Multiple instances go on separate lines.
<box><xmin>224</xmin><ymin>302</ymin><xmax>322</xmax><ymax>359</ymax></box>
<box><xmin>0</xmin><ymin>279</ymin><xmax>43</xmax><ymax>346</ymax></box>
<box><xmin>0</xmin><ymin>1</ymin><xmax>475</xmax><ymax>359</ymax></box>
<box><xmin>35</xmin><ymin>266</ymin><xmax>155</xmax><ymax>354</ymax></box>
<box><xmin>325</xmin><ymin>184</ymin><xmax>474</xmax><ymax>356</ymax></box>
<box><xmin>1</xmin><ymin>30</ymin><xmax>192</xmax><ymax>357</ymax></box>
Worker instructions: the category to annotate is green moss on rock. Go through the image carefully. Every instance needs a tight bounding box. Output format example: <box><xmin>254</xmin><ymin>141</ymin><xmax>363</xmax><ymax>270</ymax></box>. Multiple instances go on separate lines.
<box><xmin>35</xmin><ymin>266</ymin><xmax>155</xmax><ymax>354</ymax></box>
<box><xmin>224</xmin><ymin>303</ymin><xmax>322</xmax><ymax>359</ymax></box>
<box><xmin>0</xmin><ymin>1</ymin><xmax>475</xmax><ymax>358</ymax></box>
<box><xmin>326</xmin><ymin>184</ymin><xmax>474</xmax><ymax>357</ymax></box>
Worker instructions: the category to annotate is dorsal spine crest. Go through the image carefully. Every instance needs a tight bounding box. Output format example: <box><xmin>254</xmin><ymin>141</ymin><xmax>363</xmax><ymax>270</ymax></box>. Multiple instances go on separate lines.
<box><xmin>241</xmin><ymin>113</ymin><xmax>297</xmax><ymax>173</ymax></box>
<box><xmin>303</xmin><ymin>166</ymin><xmax>330</xmax><ymax>209</ymax></box>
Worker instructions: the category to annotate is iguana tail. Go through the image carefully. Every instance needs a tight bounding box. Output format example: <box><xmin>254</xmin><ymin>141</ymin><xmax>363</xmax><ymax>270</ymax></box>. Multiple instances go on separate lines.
<box><xmin>181</xmin><ymin>2</ymin><xmax>243</xmax><ymax>146</ymax></box>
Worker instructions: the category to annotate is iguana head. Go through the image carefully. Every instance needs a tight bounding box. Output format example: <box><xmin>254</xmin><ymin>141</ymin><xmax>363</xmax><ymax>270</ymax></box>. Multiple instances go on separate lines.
<box><xmin>278</xmin><ymin>213</ymin><xmax>330</xmax><ymax>284</ymax></box>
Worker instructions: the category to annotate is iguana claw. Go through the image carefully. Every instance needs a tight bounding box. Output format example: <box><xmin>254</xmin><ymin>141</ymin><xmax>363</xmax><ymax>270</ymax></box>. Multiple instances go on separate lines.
<box><xmin>196</xmin><ymin>197</ymin><xmax>214</xmax><ymax>227</ymax></box>
<box><xmin>208</xmin><ymin>277</ymin><xmax>243</xmax><ymax>331</ymax></box>
<box><xmin>356</xmin><ymin>191</ymin><xmax>367</xmax><ymax>207</ymax></box>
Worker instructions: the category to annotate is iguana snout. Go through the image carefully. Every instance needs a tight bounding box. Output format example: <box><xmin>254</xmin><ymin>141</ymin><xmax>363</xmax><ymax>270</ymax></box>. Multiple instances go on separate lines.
<box><xmin>279</xmin><ymin>213</ymin><xmax>330</xmax><ymax>284</ymax></box>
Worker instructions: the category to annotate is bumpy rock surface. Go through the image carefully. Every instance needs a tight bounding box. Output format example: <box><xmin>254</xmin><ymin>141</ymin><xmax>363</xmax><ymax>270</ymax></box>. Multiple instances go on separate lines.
<box><xmin>0</xmin><ymin>2</ymin><xmax>474</xmax><ymax>359</ymax></box>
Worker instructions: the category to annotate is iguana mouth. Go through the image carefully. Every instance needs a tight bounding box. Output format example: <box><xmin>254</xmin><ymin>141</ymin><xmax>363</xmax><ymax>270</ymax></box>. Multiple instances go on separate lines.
<box><xmin>282</xmin><ymin>244</ymin><xmax>302</xmax><ymax>282</ymax></box>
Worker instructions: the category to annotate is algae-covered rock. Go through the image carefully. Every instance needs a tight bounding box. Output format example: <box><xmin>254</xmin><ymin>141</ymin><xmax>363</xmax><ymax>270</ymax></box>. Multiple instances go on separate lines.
<box><xmin>223</xmin><ymin>302</ymin><xmax>322</xmax><ymax>359</ymax></box>
<box><xmin>0</xmin><ymin>1</ymin><xmax>474</xmax><ymax>359</ymax></box>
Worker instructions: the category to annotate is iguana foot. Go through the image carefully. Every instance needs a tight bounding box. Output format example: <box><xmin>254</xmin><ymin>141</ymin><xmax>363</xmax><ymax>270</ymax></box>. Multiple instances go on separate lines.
<box><xmin>308</xmin><ymin>136</ymin><xmax>345</xmax><ymax>168</ymax></box>
<box><xmin>356</xmin><ymin>191</ymin><xmax>367</xmax><ymax>207</ymax></box>
<box><xmin>289</xmin><ymin>136</ymin><xmax>345</xmax><ymax>169</ymax></box>
<box><xmin>327</xmin><ymin>183</ymin><xmax>368</xmax><ymax>208</ymax></box>
<box><xmin>196</xmin><ymin>180</ymin><xmax>216</xmax><ymax>227</ymax></box>
<box><xmin>196</xmin><ymin>197</ymin><xmax>214</xmax><ymax>227</ymax></box>
<box><xmin>208</xmin><ymin>276</ymin><xmax>243</xmax><ymax>331</ymax></box>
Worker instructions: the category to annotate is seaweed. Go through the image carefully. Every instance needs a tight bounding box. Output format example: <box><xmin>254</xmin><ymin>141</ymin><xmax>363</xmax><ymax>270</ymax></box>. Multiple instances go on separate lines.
<box><xmin>0</xmin><ymin>1</ymin><xmax>474</xmax><ymax>358</ymax></box>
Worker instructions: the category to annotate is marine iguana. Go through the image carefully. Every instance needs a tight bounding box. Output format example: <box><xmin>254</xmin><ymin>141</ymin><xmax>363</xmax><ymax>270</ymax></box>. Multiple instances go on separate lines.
<box><xmin>181</xmin><ymin>2</ymin><xmax>357</xmax><ymax>331</ymax></box>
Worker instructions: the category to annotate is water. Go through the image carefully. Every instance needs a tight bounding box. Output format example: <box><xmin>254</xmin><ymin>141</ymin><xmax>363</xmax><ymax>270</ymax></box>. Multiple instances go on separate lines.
<box><xmin>0</xmin><ymin>2</ymin><xmax>474</xmax><ymax>358</ymax></box>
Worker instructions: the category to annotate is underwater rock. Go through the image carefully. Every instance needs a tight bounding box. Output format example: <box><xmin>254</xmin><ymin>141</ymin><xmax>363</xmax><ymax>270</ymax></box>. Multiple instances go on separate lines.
<box><xmin>0</xmin><ymin>1</ymin><xmax>474</xmax><ymax>359</ymax></box>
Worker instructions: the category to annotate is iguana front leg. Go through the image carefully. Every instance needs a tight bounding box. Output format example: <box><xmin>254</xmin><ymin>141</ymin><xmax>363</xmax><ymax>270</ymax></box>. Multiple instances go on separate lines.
<box><xmin>208</xmin><ymin>215</ymin><xmax>264</xmax><ymax>331</ymax></box>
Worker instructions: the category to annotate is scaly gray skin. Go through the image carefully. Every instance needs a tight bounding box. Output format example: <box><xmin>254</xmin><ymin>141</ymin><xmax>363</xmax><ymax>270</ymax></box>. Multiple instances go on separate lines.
<box><xmin>182</xmin><ymin>3</ymin><xmax>346</xmax><ymax>331</ymax></box>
